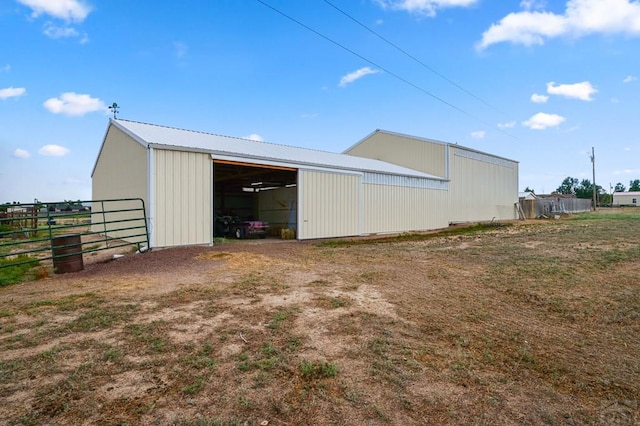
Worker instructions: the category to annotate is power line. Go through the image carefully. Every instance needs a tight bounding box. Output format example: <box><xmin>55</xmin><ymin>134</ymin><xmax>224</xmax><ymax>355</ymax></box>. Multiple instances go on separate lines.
<box><xmin>322</xmin><ymin>0</ymin><xmax>506</xmax><ymax>116</ymax></box>
<box><xmin>254</xmin><ymin>0</ymin><xmax>517</xmax><ymax>139</ymax></box>
<box><xmin>255</xmin><ymin>0</ymin><xmax>470</xmax><ymax>117</ymax></box>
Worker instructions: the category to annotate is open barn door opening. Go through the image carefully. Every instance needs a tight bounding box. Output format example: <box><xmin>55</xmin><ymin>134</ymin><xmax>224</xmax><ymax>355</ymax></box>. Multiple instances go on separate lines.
<box><xmin>213</xmin><ymin>160</ymin><xmax>298</xmax><ymax>240</ymax></box>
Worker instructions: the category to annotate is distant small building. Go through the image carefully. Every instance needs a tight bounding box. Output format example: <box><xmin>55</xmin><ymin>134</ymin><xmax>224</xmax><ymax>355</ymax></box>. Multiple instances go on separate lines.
<box><xmin>7</xmin><ymin>206</ymin><xmax>36</xmax><ymax>214</ymax></box>
<box><xmin>519</xmin><ymin>192</ymin><xmax>537</xmax><ymax>200</ymax></box>
<box><xmin>7</xmin><ymin>206</ymin><xmax>28</xmax><ymax>214</ymax></box>
<box><xmin>612</xmin><ymin>191</ymin><xmax>640</xmax><ymax>207</ymax></box>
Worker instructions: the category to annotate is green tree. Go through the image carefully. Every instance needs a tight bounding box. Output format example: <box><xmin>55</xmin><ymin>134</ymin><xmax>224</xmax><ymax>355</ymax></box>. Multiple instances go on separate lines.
<box><xmin>556</xmin><ymin>177</ymin><xmax>578</xmax><ymax>195</ymax></box>
<box><xmin>523</xmin><ymin>187</ymin><xmax>535</xmax><ymax>194</ymax></box>
<box><xmin>629</xmin><ymin>179</ymin><xmax>640</xmax><ymax>191</ymax></box>
<box><xmin>575</xmin><ymin>179</ymin><xmax>604</xmax><ymax>200</ymax></box>
<box><xmin>575</xmin><ymin>179</ymin><xmax>593</xmax><ymax>199</ymax></box>
<box><xmin>614</xmin><ymin>182</ymin><xmax>626</xmax><ymax>192</ymax></box>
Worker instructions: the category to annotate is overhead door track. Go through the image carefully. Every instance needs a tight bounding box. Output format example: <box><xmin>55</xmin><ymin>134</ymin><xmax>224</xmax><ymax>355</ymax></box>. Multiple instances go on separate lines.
<box><xmin>213</xmin><ymin>159</ymin><xmax>296</xmax><ymax>171</ymax></box>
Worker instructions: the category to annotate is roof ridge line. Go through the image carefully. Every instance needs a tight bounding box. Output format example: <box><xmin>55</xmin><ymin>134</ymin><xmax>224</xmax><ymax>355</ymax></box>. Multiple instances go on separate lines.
<box><xmin>114</xmin><ymin>118</ymin><xmax>352</xmax><ymax>157</ymax></box>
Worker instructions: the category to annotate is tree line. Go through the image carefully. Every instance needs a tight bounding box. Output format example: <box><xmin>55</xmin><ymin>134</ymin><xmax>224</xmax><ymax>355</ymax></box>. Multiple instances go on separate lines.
<box><xmin>554</xmin><ymin>178</ymin><xmax>640</xmax><ymax>197</ymax></box>
<box><xmin>524</xmin><ymin>178</ymin><xmax>640</xmax><ymax>205</ymax></box>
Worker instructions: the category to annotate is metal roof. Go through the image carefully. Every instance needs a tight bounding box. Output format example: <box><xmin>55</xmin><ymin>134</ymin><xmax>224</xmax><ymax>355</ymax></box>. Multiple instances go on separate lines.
<box><xmin>110</xmin><ymin>119</ymin><xmax>446</xmax><ymax>180</ymax></box>
<box><xmin>613</xmin><ymin>191</ymin><xmax>640</xmax><ymax>196</ymax></box>
<box><xmin>346</xmin><ymin>129</ymin><xmax>518</xmax><ymax>164</ymax></box>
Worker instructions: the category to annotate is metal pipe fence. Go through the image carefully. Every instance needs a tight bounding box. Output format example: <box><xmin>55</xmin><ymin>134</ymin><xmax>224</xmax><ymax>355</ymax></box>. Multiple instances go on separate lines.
<box><xmin>0</xmin><ymin>198</ymin><xmax>149</xmax><ymax>270</ymax></box>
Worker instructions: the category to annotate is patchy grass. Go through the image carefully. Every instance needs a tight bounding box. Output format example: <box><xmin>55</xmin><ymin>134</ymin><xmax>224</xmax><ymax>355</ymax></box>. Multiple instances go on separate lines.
<box><xmin>0</xmin><ymin>210</ymin><xmax>638</xmax><ymax>425</ymax></box>
<box><xmin>0</xmin><ymin>256</ymin><xmax>44</xmax><ymax>286</ymax></box>
<box><xmin>299</xmin><ymin>360</ymin><xmax>339</xmax><ymax>379</ymax></box>
<box><xmin>316</xmin><ymin>222</ymin><xmax>511</xmax><ymax>247</ymax></box>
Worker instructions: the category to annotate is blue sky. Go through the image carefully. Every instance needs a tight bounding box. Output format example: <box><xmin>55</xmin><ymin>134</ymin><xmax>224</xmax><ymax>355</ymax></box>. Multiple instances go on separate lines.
<box><xmin>1</xmin><ymin>0</ymin><xmax>639</xmax><ymax>203</ymax></box>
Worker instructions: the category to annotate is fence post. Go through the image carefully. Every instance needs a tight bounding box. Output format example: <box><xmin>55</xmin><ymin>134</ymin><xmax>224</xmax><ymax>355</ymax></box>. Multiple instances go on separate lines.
<box><xmin>140</xmin><ymin>198</ymin><xmax>150</xmax><ymax>250</ymax></box>
<box><xmin>101</xmin><ymin>200</ymin><xmax>109</xmax><ymax>248</ymax></box>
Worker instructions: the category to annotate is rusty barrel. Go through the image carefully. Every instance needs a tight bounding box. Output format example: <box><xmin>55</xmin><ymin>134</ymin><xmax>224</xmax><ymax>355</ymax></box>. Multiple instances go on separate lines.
<box><xmin>52</xmin><ymin>234</ymin><xmax>84</xmax><ymax>274</ymax></box>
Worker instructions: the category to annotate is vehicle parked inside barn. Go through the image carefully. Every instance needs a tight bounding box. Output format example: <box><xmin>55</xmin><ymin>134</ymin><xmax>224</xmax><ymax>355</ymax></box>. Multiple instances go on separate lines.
<box><xmin>215</xmin><ymin>214</ymin><xmax>268</xmax><ymax>239</ymax></box>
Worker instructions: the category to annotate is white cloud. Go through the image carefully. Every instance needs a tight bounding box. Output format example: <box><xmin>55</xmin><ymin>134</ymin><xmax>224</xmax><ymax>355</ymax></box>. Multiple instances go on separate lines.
<box><xmin>39</xmin><ymin>144</ymin><xmax>70</xmax><ymax>157</ymax></box>
<box><xmin>173</xmin><ymin>42</ymin><xmax>188</xmax><ymax>59</ymax></box>
<box><xmin>530</xmin><ymin>93</ymin><xmax>549</xmax><ymax>103</ymax></box>
<box><xmin>613</xmin><ymin>168</ymin><xmax>640</xmax><ymax>175</ymax></box>
<box><xmin>17</xmin><ymin>0</ymin><xmax>91</xmax><ymax>22</ymax></box>
<box><xmin>0</xmin><ymin>65</ymin><xmax>10</xmax><ymax>72</ymax></box>
<box><xmin>623</xmin><ymin>75</ymin><xmax>637</xmax><ymax>83</ymax></box>
<box><xmin>375</xmin><ymin>0</ymin><xmax>478</xmax><ymax>17</ymax></box>
<box><xmin>339</xmin><ymin>67</ymin><xmax>380</xmax><ymax>87</ymax></box>
<box><xmin>43</xmin><ymin>92</ymin><xmax>106</xmax><ymax>116</ymax></box>
<box><xmin>477</xmin><ymin>11</ymin><xmax>567</xmax><ymax>49</ymax></box>
<box><xmin>520</xmin><ymin>0</ymin><xmax>546</xmax><ymax>10</ymax></box>
<box><xmin>477</xmin><ymin>0</ymin><xmax>640</xmax><ymax>50</ymax></box>
<box><xmin>244</xmin><ymin>133</ymin><xmax>263</xmax><ymax>142</ymax></box>
<box><xmin>522</xmin><ymin>112</ymin><xmax>566</xmax><ymax>130</ymax></box>
<box><xmin>0</xmin><ymin>87</ymin><xmax>27</xmax><ymax>100</ymax></box>
<box><xmin>42</xmin><ymin>22</ymin><xmax>87</xmax><ymax>42</ymax></box>
<box><xmin>43</xmin><ymin>22</ymin><xmax>77</xmax><ymax>38</ymax></box>
<box><xmin>470</xmin><ymin>130</ymin><xmax>486</xmax><ymax>139</ymax></box>
<box><xmin>13</xmin><ymin>148</ymin><xmax>31</xmax><ymax>159</ymax></box>
<box><xmin>546</xmin><ymin>81</ymin><xmax>597</xmax><ymax>101</ymax></box>
<box><xmin>497</xmin><ymin>120</ymin><xmax>516</xmax><ymax>129</ymax></box>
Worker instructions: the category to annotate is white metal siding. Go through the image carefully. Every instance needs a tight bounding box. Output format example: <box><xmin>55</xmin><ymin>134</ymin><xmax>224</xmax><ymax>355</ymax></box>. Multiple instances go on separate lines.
<box><xmin>154</xmin><ymin>150</ymin><xmax>212</xmax><ymax>247</ymax></box>
<box><xmin>345</xmin><ymin>131</ymin><xmax>447</xmax><ymax>178</ymax></box>
<box><xmin>91</xmin><ymin>125</ymin><xmax>148</xmax><ymax>240</ymax></box>
<box><xmin>612</xmin><ymin>192</ymin><xmax>640</xmax><ymax>206</ymax></box>
<box><xmin>258</xmin><ymin>187</ymin><xmax>297</xmax><ymax>233</ymax></box>
<box><xmin>448</xmin><ymin>147</ymin><xmax>518</xmax><ymax>222</ymax></box>
<box><xmin>362</xmin><ymin>183</ymin><xmax>449</xmax><ymax>234</ymax></box>
<box><xmin>299</xmin><ymin>170</ymin><xmax>360</xmax><ymax>239</ymax></box>
<box><xmin>363</xmin><ymin>172</ymin><xmax>448</xmax><ymax>190</ymax></box>
<box><xmin>92</xmin><ymin>125</ymin><xmax>147</xmax><ymax>203</ymax></box>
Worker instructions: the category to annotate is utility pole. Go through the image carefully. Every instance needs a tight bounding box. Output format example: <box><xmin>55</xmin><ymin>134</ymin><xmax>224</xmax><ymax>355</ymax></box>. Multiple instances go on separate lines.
<box><xmin>609</xmin><ymin>183</ymin><xmax>612</xmax><ymax>207</ymax></box>
<box><xmin>590</xmin><ymin>147</ymin><xmax>596</xmax><ymax>211</ymax></box>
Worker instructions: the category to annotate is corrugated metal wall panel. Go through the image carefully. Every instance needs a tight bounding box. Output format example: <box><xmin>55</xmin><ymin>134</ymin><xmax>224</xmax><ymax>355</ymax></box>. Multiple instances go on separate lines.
<box><xmin>92</xmin><ymin>125</ymin><xmax>148</xmax><ymax>202</ymax></box>
<box><xmin>299</xmin><ymin>170</ymin><xmax>360</xmax><ymax>239</ymax></box>
<box><xmin>612</xmin><ymin>193</ymin><xmax>639</xmax><ymax>206</ymax></box>
<box><xmin>345</xmin><ymin>131</ymin><xmax>447</xmax><ymax>178</ymax></box>
<box><xmin>448</xmin><ymin>147</ymin><xmax>518</xmax><ymax>222</ymax></box>
<box><xmin>363</xmin><ymin>172</ymin><xmax>448</xmax><ymax>190</ymax></box>
<box><xmin>91</xmin><ymin>125</ymin><xmax>148</xmax><ymax>239</ymax></box>
<box><xmin>362</xmin><ymin>184</ymin><xmax>449</xmax><ymax>234</ymax></box>
<box><xmin>258</xmin><ymin>187</ymin><xmax>297</xmax><ymax>233</ymax></box>
<box><xmin>154</xmin><ymin>150</ymin><xmax>211</xmax><ymax>247</ymax></box>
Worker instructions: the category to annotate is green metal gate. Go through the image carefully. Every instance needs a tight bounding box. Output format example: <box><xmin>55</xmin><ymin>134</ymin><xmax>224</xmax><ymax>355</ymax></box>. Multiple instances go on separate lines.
<box><xmin>0</xmin><ymin>198</ymin><xmax>150</xmax><ymax>270</ymax></box>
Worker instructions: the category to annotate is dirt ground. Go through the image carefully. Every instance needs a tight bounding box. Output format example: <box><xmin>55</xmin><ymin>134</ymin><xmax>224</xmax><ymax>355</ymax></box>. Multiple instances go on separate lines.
<box><xmin>1</xmin><ymin>214</ymin><xmax>639</xmax><ymax>425</ymax></box>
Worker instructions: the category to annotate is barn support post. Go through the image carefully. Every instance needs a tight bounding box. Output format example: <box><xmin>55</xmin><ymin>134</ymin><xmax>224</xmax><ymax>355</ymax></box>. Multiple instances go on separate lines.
<box><xmin>147</xmin><ymin>146</ymin><xmax>155</xmax><ymax>248</ymax></box>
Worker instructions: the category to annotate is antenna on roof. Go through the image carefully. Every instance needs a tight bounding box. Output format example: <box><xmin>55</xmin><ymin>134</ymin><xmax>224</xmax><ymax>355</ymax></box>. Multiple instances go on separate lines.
<box><xmin>108</xmin><ymin>102</ymin><xmax>120</xmax><ymax>119</ymax></box>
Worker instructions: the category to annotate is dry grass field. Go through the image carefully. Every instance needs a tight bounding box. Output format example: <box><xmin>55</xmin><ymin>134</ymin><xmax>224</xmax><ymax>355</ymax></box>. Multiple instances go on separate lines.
<box><xmin>1</xmin><ymin>210</ymin><xmax>638</xmax><ymax>425</ymax></box>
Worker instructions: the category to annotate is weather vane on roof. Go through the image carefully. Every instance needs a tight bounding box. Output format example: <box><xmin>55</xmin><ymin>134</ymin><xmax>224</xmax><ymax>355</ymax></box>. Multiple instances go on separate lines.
<box><xmin>108</xmin><ymin>102</ymin><xmax>120</xmax><ymax>119</ymax></box>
